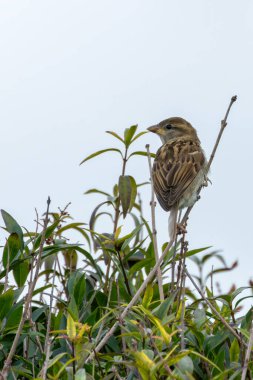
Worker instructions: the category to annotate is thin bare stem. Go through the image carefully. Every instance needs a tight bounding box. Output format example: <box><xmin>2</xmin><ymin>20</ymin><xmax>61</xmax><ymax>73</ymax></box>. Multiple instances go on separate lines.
<box><xmin>40</xmin><ymin>259</ymin><xmax>57</xmax><ymax>380</ymax></box>
<box><xmin>0</xmin><ymin>197</ymin><xmax>51</xmax><ymax>380</ymax></box>
<box><xmin>206</xmin><ymin>95</ymin><xmax>237</xmax><ymax>172</ymax></box>
<box><xmin>146</xmin><ymin>144</ymin><xmax>164</xmax><ymax>301</ymax></box>
<box><xmin>241</xmin><ymin>321</ymin><xmax>253</xmax><ymax>380</ymax></box>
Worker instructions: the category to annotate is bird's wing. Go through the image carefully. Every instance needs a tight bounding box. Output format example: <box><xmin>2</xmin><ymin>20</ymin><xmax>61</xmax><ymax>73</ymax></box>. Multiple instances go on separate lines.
<box><xmin>152</xmin><ymin>139</ymin><xmax>206</xmax><ymax>211</ymax></box>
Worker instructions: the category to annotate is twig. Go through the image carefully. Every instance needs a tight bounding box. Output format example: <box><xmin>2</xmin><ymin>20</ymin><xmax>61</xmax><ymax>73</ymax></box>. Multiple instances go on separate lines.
<box><xmin>206</xmin><ymin>95</ymin><xmax>237</xmax><ymax>172</ymax></box>
<box><xmin>0</xmin><ymin>197</ymin><xmax>51</xmax><ymax>380</ymax></box>
<box><xmin>241</xmin><ymin>320</ymin><xmax>253</xmax><ymax>380</ymax></box>
<box><xmin>181</xmin><ymin>95</ymin><xmax>237</xmax><ymax>226</ymax></box>
<box><xmin>146</xmin><ymin>144</ymin><xmax>164</xmax><ymax>301</ymax></box>
<box><xmin>40</xmin><ymin>259</ymin><xmax>57</xmax><ymax>379</ymax></box>
<box><xmin>85</xmin><ymin>238</ymin><xmax>175</xmax><ymax>362</ymax></box>
<box><xmin>185</xmin><ymin>267</ymin><xmax>245</xmax><ymax>346</ymax></box>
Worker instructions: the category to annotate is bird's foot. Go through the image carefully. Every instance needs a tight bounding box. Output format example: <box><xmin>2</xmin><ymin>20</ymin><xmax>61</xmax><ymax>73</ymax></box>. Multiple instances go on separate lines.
<box><xmin>176</xmin><ymin>223</ymin><xmax>187</xmax><ymax>235</ymax></box>
<box><xmin>203</xmin><ymin>176</ymin><xmax>212</xmax><ymax>187</ymax></box>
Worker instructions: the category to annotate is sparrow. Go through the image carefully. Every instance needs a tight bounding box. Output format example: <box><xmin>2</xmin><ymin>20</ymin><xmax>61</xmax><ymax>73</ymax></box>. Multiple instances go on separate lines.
<box><xmin>147</xmin><ymin>117</ymin><xmax>207</xmax><ymax>240</ymax></box>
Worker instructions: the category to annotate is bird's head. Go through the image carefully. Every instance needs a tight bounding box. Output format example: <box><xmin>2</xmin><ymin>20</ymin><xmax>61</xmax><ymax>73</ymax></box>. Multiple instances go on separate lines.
<box><xmin>147</xmin><ymin>117</ymin><xmax>198</xmax><ymax>144</ymax></box>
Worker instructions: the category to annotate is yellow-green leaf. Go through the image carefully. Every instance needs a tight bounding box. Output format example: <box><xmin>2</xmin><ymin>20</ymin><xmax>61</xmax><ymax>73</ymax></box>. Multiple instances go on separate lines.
<box><xmin>142</xmin><ymin>284</ymin><xmax>153</xmax><ymax>309</ymax></box>
<box><xmin>67</xmin><ymin>313</ymin><xmax>77</xmax><ymax>341</ymax></box>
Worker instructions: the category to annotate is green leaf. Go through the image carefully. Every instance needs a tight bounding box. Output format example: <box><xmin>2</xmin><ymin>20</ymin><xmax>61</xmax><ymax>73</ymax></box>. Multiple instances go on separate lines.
<box><xmin>67</xmin><ymin>271</ymin><xmax>86</xmax><ymax>307</ymax></box>
<box><xmin>84</xmin><ymin>188</ymin><xmax>111</xmax><ymax>197</ymax></box>
<box><xmin>121</xmin><ymin>224</ymin><xmax>143</xmax><ymax>251</ymax></box>
<box><xmin>129</xmin><ymin>258</ymin><xmax>154</xmax><ymax>276</ymax></box>
<box><xmin>124</xmin><ymin>125</ymin><xmax>138</xmax><ymax>147</ymax></box>
<box><xmin>5</xmin><ymin>303</ymin><xmax>23</xmax><ymax>329</ymax></box>
<box><xmin>230</xmin><ymin>338</ymin><xmax>240</xmax><ymax>362</ymax></box>
<box><xmin>0</xmin><ymin>288</ymin><xmax>14</xmax><ymax>321</ymax></box>
<box><xmin>118</xmin><ymin>175</ymin><xmax>137</xmax><ymax>218</ymax></box>
<box><xmin>128</xmin><ymin>176</ymin><xmax>137</xmax><ymax>213</ymax></box>
<box><xmin>89</xmin><ymin>201</ymin><xmax>113</xmax><ymax>235</ymax></box>
<box><xmin>13</xmin><ymin>259</ymin><xmax>30</xmax><ymax>287</ymax></box>
<box><xmin>47</xmin><ymin>352</ymin><xmax>68</xmax><ymax>369</ymax></box>
<box><xmin>131</xmin><ymin>131</ymin><xmax>148</xmax><ymax>142</ymax></box>
<box><xmin>118</xmin><ymin>175</ymin><xmax>131</xmax><ymax>218</ymax></box>
<box><xmin>194</xmin><ymin>308</ymin><xmax>206</xmax><ymax>329</ymax></box>
<box><xmin>177</xmin><ymin>356</ymin><xmax>194</xmax><ymax>374</ymax></box>
<box><xmin>153</xmin><ymin>292</ymin><xmax>177</xmax><ymax>319</ymax></box>
<box><xmin>67</xmin><ymin>296</ymin><xmax>79</xmax><ymax>321</ymax></box>
<box><xmin>1</xmin><ymin>210</ymin><xmax>23</xmax><ymax>248</ymax></box>
<box><xmin>75</xmin><ymin>369</ymin><xmax>86</xmax><ymax>380</ymax></box>
<box><xmin>3</xmin><ymin>233</ymin><xmax>22</xmax><ymax>268</ymax></box>
<box><xmin>106</xmin><ymin>130</ymin><xmax>124</xmax><ymax>143</ymax></box>
<box><xmin>128</xmin><ymin>151</ymin><xmax>156</xmax><ymax>159</ymax></box>
<box><xmin>80</xmin><ymin>148</ymin><xmax>123</xmax><ymax>165</ymax></box>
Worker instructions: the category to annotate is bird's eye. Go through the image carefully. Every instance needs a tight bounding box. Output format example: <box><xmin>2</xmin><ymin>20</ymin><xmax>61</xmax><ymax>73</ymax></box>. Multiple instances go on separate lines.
<box><xmin>165</xmin><ymin>124</ymin><xmax>173</xmax><ymax>130</ymax></box>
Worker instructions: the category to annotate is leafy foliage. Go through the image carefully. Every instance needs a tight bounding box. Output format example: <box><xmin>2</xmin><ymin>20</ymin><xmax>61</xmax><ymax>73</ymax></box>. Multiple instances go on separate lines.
<box><xmin>0</xmin><ymin>126</ymin><xmax>252</xmax><ymax>379</ymax></box>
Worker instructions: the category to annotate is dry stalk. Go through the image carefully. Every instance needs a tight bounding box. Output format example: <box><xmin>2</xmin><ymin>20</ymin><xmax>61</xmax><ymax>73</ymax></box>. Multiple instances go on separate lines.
<box><xmin>146</xmin><ymin>144</ymin><xmax>164</xmax><ymax>301</ymax></box>
<box><xmin>0</xmin><ymin>197</ymin><xmax>51</xmax><ymax>380</ymax></box>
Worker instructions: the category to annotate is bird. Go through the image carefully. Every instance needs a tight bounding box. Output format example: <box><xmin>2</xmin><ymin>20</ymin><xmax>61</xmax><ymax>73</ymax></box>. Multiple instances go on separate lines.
<box><xmin>147</xmin><ymin>117</ymin><xmax>207</xmax><ymax>240</ymax></box>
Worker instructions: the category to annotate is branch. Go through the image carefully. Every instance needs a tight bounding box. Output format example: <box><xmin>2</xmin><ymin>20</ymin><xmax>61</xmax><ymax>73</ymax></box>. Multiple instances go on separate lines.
<box><xmin>181</xmin><ymin>95</ymin><xmax>237</xmax><ymax>225</ymax></box>
<box><xmin>146</xmin><ymin>144</ymin><xmax>164</xmax><ymax>301</ymax></box>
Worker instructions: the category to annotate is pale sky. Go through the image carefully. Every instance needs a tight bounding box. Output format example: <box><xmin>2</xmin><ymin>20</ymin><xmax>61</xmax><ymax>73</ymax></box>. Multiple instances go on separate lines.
<box><xmin>1</xmin><ymin>1</ymin><xmax>253</xmax><ymax>297</ymax></box>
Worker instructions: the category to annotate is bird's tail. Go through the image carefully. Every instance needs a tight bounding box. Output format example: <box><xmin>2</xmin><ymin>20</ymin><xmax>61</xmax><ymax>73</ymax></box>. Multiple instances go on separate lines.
<box><xmin>168</xmin><ymin>206</ymin><xmax>178</xmax><ymax>242</ymax></box>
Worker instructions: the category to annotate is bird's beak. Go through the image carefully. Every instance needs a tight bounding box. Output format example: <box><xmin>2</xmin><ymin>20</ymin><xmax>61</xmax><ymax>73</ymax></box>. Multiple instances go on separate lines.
<box><xmin>147</xmin><ymin>124</ymin><xmax>161</xmax><ymax>134</ymax></box>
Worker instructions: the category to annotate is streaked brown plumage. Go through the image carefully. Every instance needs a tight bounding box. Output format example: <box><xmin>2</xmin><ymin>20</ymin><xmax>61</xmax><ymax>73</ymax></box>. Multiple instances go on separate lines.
<box><xmin>147</xmin><ymin>117</ymin><xmax>207</xmax><ymax>239</ymax></box>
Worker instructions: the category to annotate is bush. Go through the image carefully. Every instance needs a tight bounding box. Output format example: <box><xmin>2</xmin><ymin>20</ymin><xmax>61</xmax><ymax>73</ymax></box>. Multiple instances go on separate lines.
<box><xmin>0</xmin><ymin>122</ymin><xmax>252</xmax><ymax>380</ymax></box>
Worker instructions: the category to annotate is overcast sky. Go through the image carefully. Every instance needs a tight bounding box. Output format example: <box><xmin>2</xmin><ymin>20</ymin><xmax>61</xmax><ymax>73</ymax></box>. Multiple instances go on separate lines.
<box><xmin>1</xmin><ymin>1</ymin><xmax>253</xmax><ymax>295</ymax></box>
